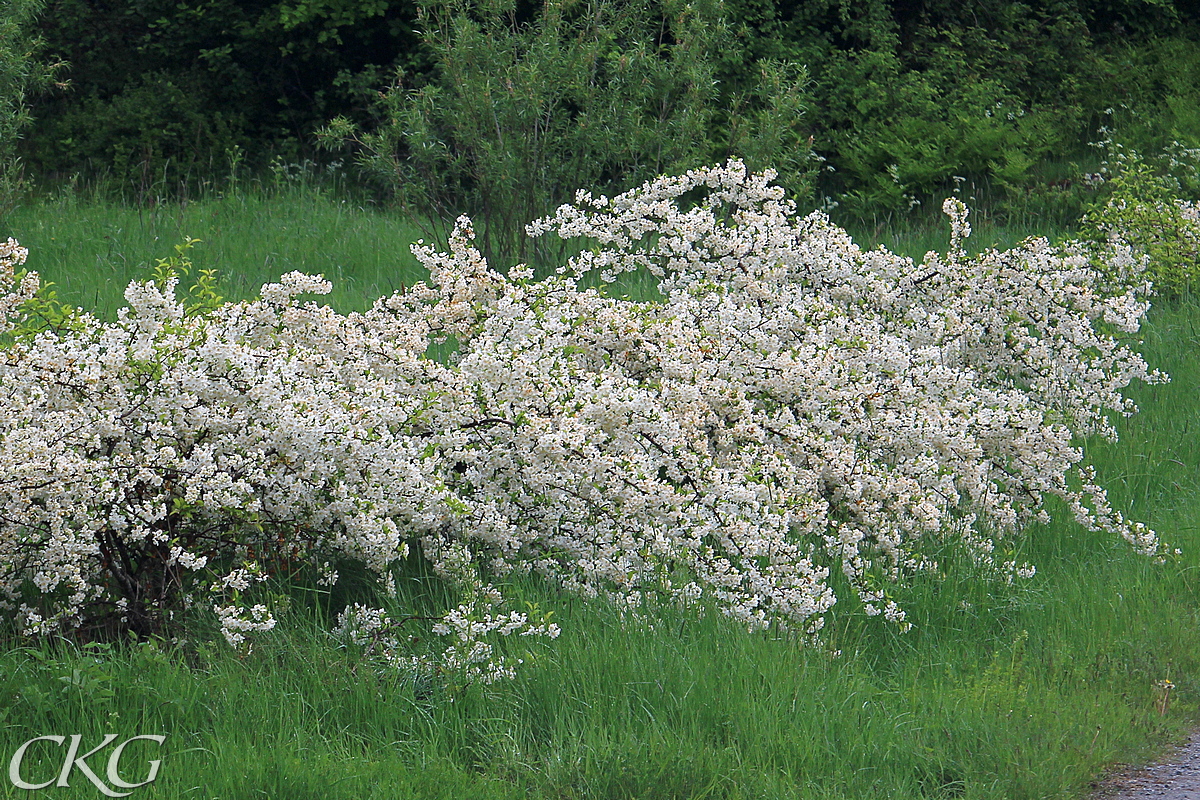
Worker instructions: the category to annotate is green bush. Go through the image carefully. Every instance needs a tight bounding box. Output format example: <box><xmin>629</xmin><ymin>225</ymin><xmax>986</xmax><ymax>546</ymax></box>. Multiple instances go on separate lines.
<box><xmin>717</xmin><ymin>1</ymin><xmax>1200</xmax><ymax>223</ymax></box>
<box><xmin>1079</xmin><ymin>35</ymin><xmax>1200</xmax><ymax>179</ymax></box>
<box><xmin>321</xmin><ymin>0</ymin><xmax>815</xmax><ymax>267</ymax></box>
<box><xmin>1081</xmin><ymin>141</ymin><xmax>1200</xmax><ymax>297</ymax></box>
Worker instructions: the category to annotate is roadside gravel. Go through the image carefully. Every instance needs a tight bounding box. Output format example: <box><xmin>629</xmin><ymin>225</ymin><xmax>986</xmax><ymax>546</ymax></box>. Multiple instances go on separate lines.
<box><xmin>1090</xmin><ymin>731</ymin><xmax>1200</xmax><ymax>799</ymax></box>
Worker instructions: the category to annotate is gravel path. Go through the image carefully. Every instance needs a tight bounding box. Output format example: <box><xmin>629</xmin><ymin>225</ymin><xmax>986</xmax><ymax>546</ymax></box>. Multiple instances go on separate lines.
<box><xmin>1091</xmin><ymin>731</ymin><xmax>1200</xmax><ymax>799</ymax></box>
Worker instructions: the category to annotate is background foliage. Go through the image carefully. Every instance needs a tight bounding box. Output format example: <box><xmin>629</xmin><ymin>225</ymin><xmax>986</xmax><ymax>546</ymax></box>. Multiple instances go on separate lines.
<box><xmin>20</xmin><ymin>0</ymin><xmax>426</xmax><ymax>192</ymax></box>
<box><xmin>14</xmin><ymin>0</ymin><xmax>1200</xmax><ymax>224</ymax></box>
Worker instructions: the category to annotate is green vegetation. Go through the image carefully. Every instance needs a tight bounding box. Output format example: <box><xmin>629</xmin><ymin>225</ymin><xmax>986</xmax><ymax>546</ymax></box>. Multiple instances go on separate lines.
<box><xmin>1079</xmin><ymin>140</ymin><xmax>1200</xmax><ymax>297</ymax></box>
<box><xmin>18</xmin><ymin>0</ymin><xmax>1200</xmax><ymax>224</ymax></box>
<box><xmin>21</xmin><ymin>0</ymin><xmax>426</xmax><ymax>188</ymax></box>
<box><xmin>2</xmin><ymin>185</ymin><xmax>428</xmax><ymax>317</ymax></box>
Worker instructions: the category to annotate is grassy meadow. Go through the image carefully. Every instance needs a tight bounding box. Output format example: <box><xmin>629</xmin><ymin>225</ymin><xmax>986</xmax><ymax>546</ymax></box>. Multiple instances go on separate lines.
<box><xmin>2</xmin><ymin>185</ymin><xmax>430</xmax><ymax>316</ymax></box>
<box><xmin>1</xmin><ymin>184</ymin><xmax>1199</xmax><ymax>799</ymax></box>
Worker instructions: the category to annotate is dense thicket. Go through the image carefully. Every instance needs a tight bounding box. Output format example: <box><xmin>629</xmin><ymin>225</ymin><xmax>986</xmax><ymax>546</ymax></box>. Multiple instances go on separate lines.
<box><xmin>722</xmin><ymin>0</ymin><xmax>1200</xmax><ymax>213</ymax></box>
<box><xmin>17</xmin><ymin>0</ymin><xmax>1200</xmax><ymax>215</ymax></box>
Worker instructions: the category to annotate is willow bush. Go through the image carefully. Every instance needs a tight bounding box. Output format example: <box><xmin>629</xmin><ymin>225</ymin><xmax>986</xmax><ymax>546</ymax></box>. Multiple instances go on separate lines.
<box><xmin>320</xmin><ymin>0</ymin><xmax>815</xmax><ymax>268</ymax></box>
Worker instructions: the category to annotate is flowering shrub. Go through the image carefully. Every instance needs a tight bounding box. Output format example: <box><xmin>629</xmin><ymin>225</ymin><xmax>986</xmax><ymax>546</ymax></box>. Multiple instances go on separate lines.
<box><xmin>0</xmin><ymin>161</ymin><xmax>1166</xmax><ymax>670</ymax></box>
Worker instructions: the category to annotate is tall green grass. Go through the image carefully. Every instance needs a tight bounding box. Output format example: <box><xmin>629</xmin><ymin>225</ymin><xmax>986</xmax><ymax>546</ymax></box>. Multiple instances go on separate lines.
<box><xmin>1</xmin><ymin>191</ymin><xmax>1198</xmax><ymax>798</ymax></box>
<box><xmin>0</xmin><ymin>184</ymin><xmax>1076</xmax><ymax>320</ymax></box>
<box><xmin>1</xmin><ymin>186</ymin><xmax>430</xmax><ymax>316</ymax></box>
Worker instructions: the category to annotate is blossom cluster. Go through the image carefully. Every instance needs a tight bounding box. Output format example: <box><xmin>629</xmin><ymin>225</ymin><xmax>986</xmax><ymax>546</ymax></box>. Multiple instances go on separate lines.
<box><xmin>334</xmin><ymin>595</ymin><xmax>560</xmax><ymax>684</ymax></box>
<box><xmin>0</xmin><ymin>161</ymin><xmax>1165</xmax><ymax>667</ymax></box>
<box><xmin>0</xmin><ymin>237</ymin><xmax>36</xmax><ymax>332</ymax></box>
<box><xmin>214</xmin><ymin>602</ymin><xmax>276</xmax><ymax>650</ymax></box>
